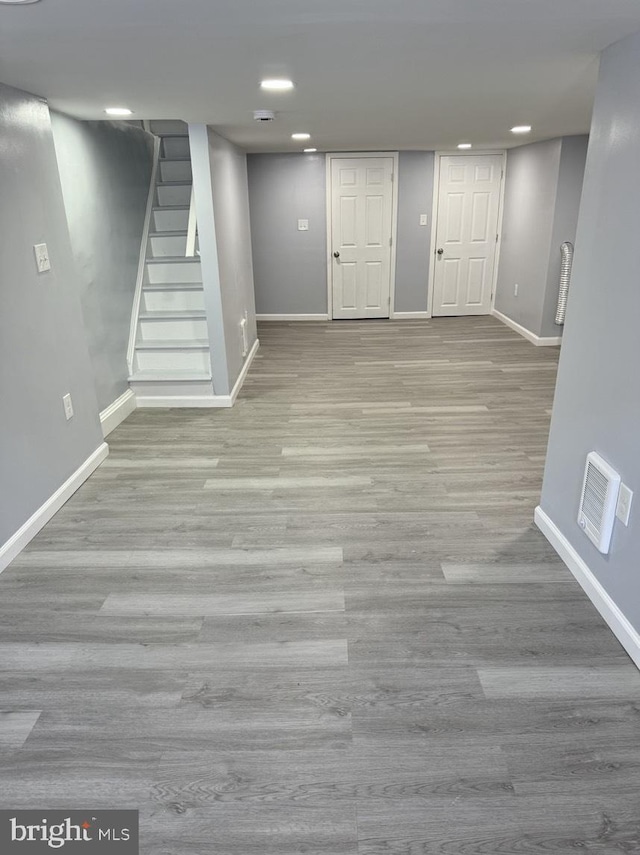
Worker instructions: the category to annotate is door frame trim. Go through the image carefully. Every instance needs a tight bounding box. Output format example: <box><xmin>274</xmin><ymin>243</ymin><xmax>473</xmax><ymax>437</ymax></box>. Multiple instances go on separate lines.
<box><xmin>426</xmin><ymin>150</ymin><xmax>507</xmax><ymax>318</ymax></box>
<box><xmin>325</xmin><ymin>152</ymin><xmax>399</xmax><ymax>320</ymax></box>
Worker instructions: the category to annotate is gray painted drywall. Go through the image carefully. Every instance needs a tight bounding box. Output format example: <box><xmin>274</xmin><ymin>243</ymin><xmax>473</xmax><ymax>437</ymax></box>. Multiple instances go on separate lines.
<box><xmin>247</xmin><ymin>153</ymin><xmax>328</xmax><ymax>315</ymax></box>
<box><xmin>540</xmin><ymin>30</ymin><xmax>640</xmax><ymax>628</ymax></box>
<box><xmin>188</xmin><ymin>125</ymin><xmax>257</xmax><ymax>394</ymax></box>
<box><xmin>395</xmin><ymin>151</ymin><xmax>435</xmax><ymax>313</ymax></box>
<box><xmin>51</xmin><ymin>113</ymin><xmax>155</xmax><ymax>411</ymax></box>
<box><xmin>494</xmin><ymin>139</ymin><xmax>562</xmax><ymax>336</ymax></box>
<box><xmin>0</xmin><ymin>83</ymin><xmax>103</xmax><ymax>547</ymax></box>
<box><xmin>494</xmin><ymin>136</ymin><xmax>588</xmax><ymax>338</ymax></box>
<box><xmin>541</xmin><ymin>135</ymin><xmax>589</xmax><ymax>337</ymax></box>
<box><xmin>188</xmin><ymin>123</ymin><xmax>232</xmax><ymax>396</ymax></box>
<box><xmin>247</xmin><ymin>152</ymin><xmax>434</xmax><ymax>316</ymax></box>
<box><xmin>208</xmin><ymin>128</ymin><xmax>258</xmax><ymax>386</ymax></box>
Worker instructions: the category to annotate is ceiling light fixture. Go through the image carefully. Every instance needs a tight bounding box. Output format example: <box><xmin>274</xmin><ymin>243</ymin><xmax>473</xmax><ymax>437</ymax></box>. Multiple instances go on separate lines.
<box><xmin>457</xmin><ymin>143</ymin><xmax>472</xmax><ymax>150</ymax></box>
<box><xmin>511</xmin><ymin>125</ymin><xmax>532</xmax><ymax>134</ymax></box>
<box><xmin>292</xmin><ymin>133</ymin><xmax>310</xmax><ymax>140</ymax></box>
<box><xmin>0</xmin><ymin>0</ymin><xmax>42</xmax><ymax>4</ymax></box>
<box><xmin>303</xmin><ymin>148</ymin><xmax>317</xmax><ymax>153</ymax></box>
<box><xmin>261</xmin><ymin>79</ymin><xmax>294</xmax><ymax>91</ymax></box>
<box><xmin>105</xmin><ymin>107</ymin><xmax>133</xmax><ymax>116</ymax></box>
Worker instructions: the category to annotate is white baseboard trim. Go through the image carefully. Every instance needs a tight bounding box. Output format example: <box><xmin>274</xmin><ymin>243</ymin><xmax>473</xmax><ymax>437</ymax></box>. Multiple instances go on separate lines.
<box><xmin>135</xmin><ymin>395</ymin><xmax>233</xmax><ymax>408</ymax></box>
<box><xmin>392</xmin><ymin>311</ymin><xmax>430</xmax><ymax>320</ymax></box>
<box><xmin>99</xmin><ymin>389</ymin><xmax>137</xmax><ymax>437</ymax></box>
<box><xmin>492</xmin><ymin>309</ymin><xmax>563</xmax><ymax>347</ymax></box>
<box><xmin>230</xmin><ymin>338</ymin><xmax>260</xmax><ymax>405</ymax></box>
<box><xmin>256</xmin><ymin>314</ymin><xmax>329</xmax><ymax>321</ymax></box>
<box><xmin>535</xmin><ymin>506</ymin><xmax>640</xmax><ymax>670</ymax></box>
<box><xmin>0</xmin><ymin>443</ymin><xmax>109</xmax><ymax>574</ymax></box>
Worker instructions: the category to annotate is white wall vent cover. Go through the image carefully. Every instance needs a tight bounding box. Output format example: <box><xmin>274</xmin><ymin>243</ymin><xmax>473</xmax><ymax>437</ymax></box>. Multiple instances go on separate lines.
<box><xmin>578</xmin><ymin>452</ymin><xmax>621</xmax><ymax>554</ymax></box>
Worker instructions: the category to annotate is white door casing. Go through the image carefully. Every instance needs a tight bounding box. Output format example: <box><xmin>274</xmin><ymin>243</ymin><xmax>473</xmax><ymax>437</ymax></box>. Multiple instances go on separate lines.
<box><xmin>432</xmin><ymin>154</ymin><xmax>503</xmax><ymax>316</ymax></box>
<box><xmin>329</xmin><ymin>156</ymin><xmax>395</xmax><ymax>319</ymax></box>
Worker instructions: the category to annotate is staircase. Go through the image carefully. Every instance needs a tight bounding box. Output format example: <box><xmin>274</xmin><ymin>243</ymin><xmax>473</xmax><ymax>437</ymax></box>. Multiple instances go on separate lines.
<box><xmin>129</xmin><ymin>121</ymin><xmax>213</xmax><ymax>399</ymax></box>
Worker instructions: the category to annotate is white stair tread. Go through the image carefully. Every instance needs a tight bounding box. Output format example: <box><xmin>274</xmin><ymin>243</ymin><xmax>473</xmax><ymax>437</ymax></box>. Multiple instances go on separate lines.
<box><xmin>129</xmin><ymin>370</ymin><xmax>212</xmax><ymax>382</ymax></box>
<box><xmin>136</xmin><ymin>339</ymin><xmax>209</xmax><ymax>350</ymax></box>
<box><xmin>143</xmin><ymin>282</ymin><xmax>203</xmax><ymax>291</ymax></box>
<box><xmin>146</xmin><ymin>256</ymin><xmax>200</xmax><ymax>264</ymax></box>
<box><xmin>139</xmin><ymin>310</ymin><xmax>206</xmax><ymax>320</ymax></box>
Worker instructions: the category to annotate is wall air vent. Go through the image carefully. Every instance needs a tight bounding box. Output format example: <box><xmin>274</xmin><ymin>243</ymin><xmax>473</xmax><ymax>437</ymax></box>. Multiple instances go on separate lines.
<box><xmin>578</xmin><ymin>452</ymin><xmax>621</xmax><ymax>554</ymax></box>
<box><xmin>253</xmin><ymin>110</ymin><xmax>276</xmax><ymax>122</ymax></box>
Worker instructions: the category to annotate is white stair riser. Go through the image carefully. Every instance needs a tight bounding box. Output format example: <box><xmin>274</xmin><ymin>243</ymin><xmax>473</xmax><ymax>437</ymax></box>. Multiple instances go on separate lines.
<box><xmin>153</xmin><ymin>209</ymin><xmax>189</xmax><ymax>232</ymax></box>
<box><xmin>146</xmin><ymin>261</ymin><xmax>201</xmax><ymax>284</ymax></box>
<box><xmin>157</xmin><ymin>184</ymin><xmax>192</xmax><ymax>207</ymax></box>
<box><xmin>150</xmin><ymin>234</ymin><xmax>188</xmax><ymax>257</ymax></box>
<box><xmin>130</xmin><ymin>380</ymin><xmax>214</xmax><ymax>398</ymax></box>
<box><xmin>150</xmin><ymin>121</ymin><xmax>188</xmax><ymax>136</ymax></box>
<box><xmin>163</xmin><ymin>137</ymin><xmax>190</xmax><ymax>158</ymax></box>
<box><xmin>143</xmin><ymin>289</ymin><xmax>205</xmax><ymax>313</ymax></box>
<box><xmin>160</xmin><ymin>160</ymin><xmax>192</xmax><ymax>182</ymax></box>
<box><xmin>138</xmin><ymin>318</ymin><xmax>208</xmax><ymax>341</ymax></box>
<box><xmin>134</xmin><ymin>349</ymin><xmax>210</xmax><ymax>373</ymax></box>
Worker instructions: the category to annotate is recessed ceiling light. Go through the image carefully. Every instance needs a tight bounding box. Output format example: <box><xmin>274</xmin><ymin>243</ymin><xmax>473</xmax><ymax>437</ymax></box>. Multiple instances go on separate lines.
<box><xmin>511</xmin><ymin>125</ymin><xmax>532</xmax><ymax>134</ymax></box>
<box><xmin>105</xmin><ymin>107</ymin><xmax>133</xmax><ymax>116</ymax></box>
<box><xmin>261</xmin><ymin>79</ymin><xmax>294</xmax><ymax>91</ymax></box>
<box><xmin>303</xmin><ymin>148</ymin><xmax>317</xmax><ymax>153</ymax></box>
<box><xmin>0</xmin><ymin>0</ymin><xmax>42</xmax><ymax>4</ymax></box>
<box><xmin>292</xmin><ymin>133</ymin><xmax>311</xmax><ymax>141</ymax></box>
<box><xmin>457</xmin><ymin>143</ymin><xmax>472</xmax><ymax>150</ymax></box>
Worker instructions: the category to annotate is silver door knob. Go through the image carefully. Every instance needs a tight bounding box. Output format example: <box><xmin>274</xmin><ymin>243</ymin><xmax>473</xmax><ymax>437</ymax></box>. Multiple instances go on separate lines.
<box><xmin>437</xmin><ymin>248</ymin><xmax>444</xmax><ymax>256</ymax></box>
<box><xmin>333</xmin><ymin>251</ymin><xmax>340</xmax><ymax>258</ymax></box>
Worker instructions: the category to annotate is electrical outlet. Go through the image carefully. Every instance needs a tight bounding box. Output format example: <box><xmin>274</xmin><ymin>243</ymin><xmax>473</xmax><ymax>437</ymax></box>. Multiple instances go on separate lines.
<box><xmin>34</xmin><ymin>243</ymin><xmax>51</xmax><ymax>273</ymax></box>
<box><xmin>419</xmin><ymin>214</ymin><xmax>428</xmax><ymax>226</ymax></box>
<box><xmin>297</xmin><ymin>219</ymin><xmax>309</xmax><ymax>231</ymax></box>
<box><xmin>514</xmin><ymin>283</ymin><xmax>519</xmax><ymax>297</ymax></box>
<box><xmin>616</xmin><ymin>483</ymin><xmax>633</xmax><ymax>526</ymax></box>
<box><xmin>62</xmin><ymin>393</ymin><xmax>74</xmax><ymax>421</ymax></box>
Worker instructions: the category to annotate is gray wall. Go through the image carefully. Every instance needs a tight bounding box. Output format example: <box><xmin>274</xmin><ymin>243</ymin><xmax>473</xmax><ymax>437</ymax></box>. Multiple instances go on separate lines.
<box><xmin>395</xmin><ymin>151</ymin><xmax>435</xmax><ymax>313</ymax></box>
<box><xmin>247</xmin><ymin>152</ymin><xmax>434</xmax><ymax>316</ymax></box>
<box><xmin>494</xmin><ymin>136</ymin><xmax>587</xmax><ymax>338</ymax></box>
<box><xmin>0</xmin><ymin>83</ymin><xmax>103</xmax><ymax>547</ymax></box>
<box><xmin>494</xmin><ymin>139</ymin><xmax>562</xmax><ymax>336</ymax></box>
<box><xmin>541</xmin><ymin>135</ymin><xmax>589</xmax><ymax>337</ymax></box>
<box><xmin>540</xmin><ymin>30</ymin><xmax>640</xmax><ymax>628</ymax></box>
<box><xmin>248</xmin><ymin>153</ymin><xmax>328</xmax><ymax>315</ymax></box>
<box><xmin>189</xmin><ymin>124</ymin><xmax>257</xmax><ymax>395</ymax></box>
<box><xmin>51</xmin><ymin>113</ymin><xmax>155</xmax><ymax>411</ymax></box>
<box><xmin>208</xmin><ymin>128</ymin><xmax>258</xmax><ymax>385</ymax></box>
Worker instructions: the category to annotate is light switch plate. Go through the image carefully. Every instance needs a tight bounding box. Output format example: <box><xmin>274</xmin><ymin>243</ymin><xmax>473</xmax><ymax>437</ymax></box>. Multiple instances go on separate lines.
<box><xmin>297</xmin><ymin>219</ymin><xmax>309</xmax><ymax>231</ymax></box>
<box><xmin>62</xmin><ymin>393</ymin><xmax>74</xmax><ymax>421</ymax></box>
<box><xmin>34</xmin><ymin>243</ymin><xmax>51</xmax><ymax>273</ymax></box>
<box><xmin>616</xmin><ymin>483</ymin><xmax>633</xmax><ymax>526</ymax></box>
<box><xmin>419</xmin><ymin>214</ymin><xmax>428</xmax><ymax>226</ymax></box>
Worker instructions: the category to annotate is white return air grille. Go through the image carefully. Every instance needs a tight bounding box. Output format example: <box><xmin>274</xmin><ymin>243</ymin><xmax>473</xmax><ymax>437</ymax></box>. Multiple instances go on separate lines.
<box><xmin>578</xmin><ymin>452</ymin><xmax>621</xmax><ymax>554</ymax></box>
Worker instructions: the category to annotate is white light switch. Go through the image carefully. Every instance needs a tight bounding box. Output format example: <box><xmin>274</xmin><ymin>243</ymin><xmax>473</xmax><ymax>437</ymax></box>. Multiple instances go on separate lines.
<box><xmin>616</xmin><ymin>483</ymin><xmax>633</xmax><ymax>526</ymax></box>
<box><xmin>297</xmin><ymin>219</ymin><xmax>309</xmax><ymax>231</ymax></box>
<box><xmin>62</xmin><ymin>393</ymin><xmax>74</xmax><ymax>421</ymax></box>
<box><xmin>34</xmin><ymin>243</ymin><xmax>51</xmax><ymax>273</ymax></box>
<box><xmin>419</xmin><ymin>214</ymin><xmax>428</xmax><ymax>226</ymax></box>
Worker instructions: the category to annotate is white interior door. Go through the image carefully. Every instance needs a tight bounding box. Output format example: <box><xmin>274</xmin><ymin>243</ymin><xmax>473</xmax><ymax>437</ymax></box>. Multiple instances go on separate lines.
<box><xmin>432</xmin><ymin>154</ymin><xmax>503</xmax><ymax>316</ymax></box>
<box><xmin>330</xmin><ymin>157</ymin><xmax>394</xmax><ymax>319</ymax></box>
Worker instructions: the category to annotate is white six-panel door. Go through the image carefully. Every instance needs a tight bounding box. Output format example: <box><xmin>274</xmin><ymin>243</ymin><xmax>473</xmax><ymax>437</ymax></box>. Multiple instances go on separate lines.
<box><xmin>330</xmin><ymin>157</ymin><xmax>394</xmax><ymax>319</ymax></box>
<box><xmin>432</xmin><ymin>154</ymin><xmax>503</xmax><ymax>316</ymax></box>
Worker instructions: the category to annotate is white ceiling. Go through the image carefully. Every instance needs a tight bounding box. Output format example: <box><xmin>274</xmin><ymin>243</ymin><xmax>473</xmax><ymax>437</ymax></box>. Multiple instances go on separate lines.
<box><xmin>2</xmin><ymin>0</ymin><xmax>640</xmax><ymax>152</ymax></box>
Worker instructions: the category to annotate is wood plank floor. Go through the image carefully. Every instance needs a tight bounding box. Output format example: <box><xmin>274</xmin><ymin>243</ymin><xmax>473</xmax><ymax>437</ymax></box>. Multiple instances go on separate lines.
<box><xmin>3</xmin><ymin>317</ymin><xmax>640</xmax><ymax>854</ymax></box>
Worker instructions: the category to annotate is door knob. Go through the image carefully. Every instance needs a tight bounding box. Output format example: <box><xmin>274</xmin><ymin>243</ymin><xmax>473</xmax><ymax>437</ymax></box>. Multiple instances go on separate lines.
<box><xmin>437</xmin><ymin>248</ymin><xmax>444</xmax><ymax>256</ymax></box>
<box><xmin>333</xmin><ymin>251</ymin><xmax>340</xmax><ymax>258</ymax></box>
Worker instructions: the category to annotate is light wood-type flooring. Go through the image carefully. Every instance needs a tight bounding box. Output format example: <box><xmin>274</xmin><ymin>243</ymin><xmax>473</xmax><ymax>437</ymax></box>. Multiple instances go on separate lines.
<box><xmin>2</xmin><ymin>317</ymin><xmax>640</xmax><ymax>853</ymax></box>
